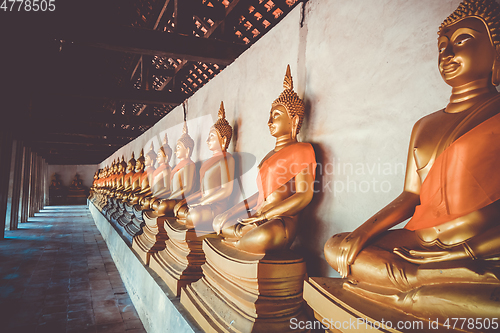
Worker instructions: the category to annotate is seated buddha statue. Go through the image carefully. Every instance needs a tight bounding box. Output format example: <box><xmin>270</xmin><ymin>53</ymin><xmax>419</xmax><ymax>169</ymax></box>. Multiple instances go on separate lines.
<box><xmin>126</xmin><ymin>149</ymin><xmax>148</xmax><ymax>205</ymax></box>
<box><xmin>110</xmin><ymin>157</ymin><xmax>127</xmax><ymax>198</ymax></box>
<box><xmin>69</xmin><ymin>174</ymin><xmax>85</xmax><ymax>196</ymax></box>
<box><xmin>147</xmin><ymin>134</ymin><xmax>173</xmax><ymax>212</ymax></box>
<box><xmin>134</xmin><ymin>143</ymin><xmax>157</xmax><ymax>210</ymax></box>
<box><xmin>116</xmin><ymin>153</ymin><xmax>136</xmax><ymax>202</ymax></box>
<box><xmin>49</xmin><ymin>173</ymin><xmax>63</xmax><ymax>191</ymax></box>
<box><xmin>324</xmin><ymin>0</ymin><xmax>500</xmax><ymax>318</ymax></box>
<box><xmin>174</xmin><ymin>101</ymin><xmax>235</xmax><ymax>232</ymax></box>
<box><xmin>151</xmin><ymin>122</ymin><xmax>196</xmax><ymax>216</ymax></box>
<box><xmin>213</xmin><ymin>66</ymin><xmax>317</xmax><ymax>254</ymax></box>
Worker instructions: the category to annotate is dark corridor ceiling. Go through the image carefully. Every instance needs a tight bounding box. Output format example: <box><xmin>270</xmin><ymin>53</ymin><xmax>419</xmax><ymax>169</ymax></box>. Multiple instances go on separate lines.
<box><xmin>1</xmin><ymin>0</ymin><xmax>302</xmax><ymax>165</ymax></box>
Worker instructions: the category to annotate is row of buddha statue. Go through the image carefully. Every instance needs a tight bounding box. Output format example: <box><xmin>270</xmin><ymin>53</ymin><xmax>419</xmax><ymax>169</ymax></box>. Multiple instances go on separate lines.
<box><xmin>89</xmin><ymin>0</ymin><xmax>500</xmax><ymax>330</ymax></box>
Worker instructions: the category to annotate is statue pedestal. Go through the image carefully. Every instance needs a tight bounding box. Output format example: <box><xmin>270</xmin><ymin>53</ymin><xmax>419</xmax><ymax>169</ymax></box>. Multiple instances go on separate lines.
<box><xmin>180</xmin><ymin>238</ymin><xmax>309</xmax><ymax>333</ymax></box>
<box><xmin>304</xmin><ymin>277</ymin><xmax>443</xmax><ymax>333</ymax></box>
<box><xmin>149</xmin><ymin>219</ymin><xmax>206</xmax><ymax>296</ymax></box>
<box><xmin>131</xmin><ymin>210</ymin><xmax>168</xmax><ymax>265</ymax></box>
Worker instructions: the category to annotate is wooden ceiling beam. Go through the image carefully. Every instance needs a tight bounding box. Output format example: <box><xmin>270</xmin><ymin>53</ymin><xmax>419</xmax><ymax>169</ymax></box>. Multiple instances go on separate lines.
<box><xmin>57</xmin><ymin>24</ymin><xmax>247</xmax><ymax>65</ymax></box>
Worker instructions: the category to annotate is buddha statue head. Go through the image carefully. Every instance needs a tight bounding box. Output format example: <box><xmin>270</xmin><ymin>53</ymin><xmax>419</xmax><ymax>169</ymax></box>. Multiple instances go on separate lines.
<box><xmin>208</xmin><ymin>101</ymin><xmax>232</xmax><ymax>152</ymax></box>
<box><xmin>158</xmin><ymin>133</ymin><xmax>173</xmax><ymax>165</ymax></box>
<box><xmin>176</xmin><ymin>121</ymin><xmax>195</xmax><ymax>160</ymax></box>
<box><xmin>145</xmin><ymin>143</ymin><xmax>156</xmax><ymax>169</ymax></box>
<box><xmin>136</xmin><ymin>149</ymin><xmax>145</xmax><ymax>172</ymax></box>
<box><xmin>126</xmin><ymin>152</ymin><xmax>136</xmax><ymax>173</ymax></box>
<box><xmin>271</xmin><ymin>65</ymin><xmax>305</xmax><ymax>140</ymax></box>
<box><xmin>438</xmin><ymin>0</ymin><xmax>500</xmax><ymax>87</ymax></box>
<box><xmin>119</xmin><ymin>156</ymin><xmax>127</xmax><ymax>173</ymax></box>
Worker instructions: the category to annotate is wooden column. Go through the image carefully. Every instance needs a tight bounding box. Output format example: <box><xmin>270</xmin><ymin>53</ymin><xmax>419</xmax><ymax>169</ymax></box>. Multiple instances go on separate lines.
<box><xmin>28</xmin><ymin>152</ymin><xmax>37</xmax><ymax>217</ymax></box>
<box><xmin>6</xmin><ymin>140</ymin><xmax>24</xmax><ymax>230</ymax></box>
<box><xmin>0</xmin><ymin>131</ymin><xmax>13</xmax><ymax>239</ymax></box>
<box><xmin>20</xmin><ymin>147</ymin><xmax>32</xmax><ymax>223</ymax></box>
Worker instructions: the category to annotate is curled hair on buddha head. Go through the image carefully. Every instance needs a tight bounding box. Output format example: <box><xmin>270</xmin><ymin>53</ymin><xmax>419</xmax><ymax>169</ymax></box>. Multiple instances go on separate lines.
<box><xmin>146</xmin><ymin>142</ymin><xmax>156</xmax><ymax>162</ymax></box>
<box><xmin>159</xmin><ymin>133</ymin><xmax>173</xmax><ymax>162</ymax></box>
<box><xmin>212</xmin><ymin>101</ymin><xmax>233</xmax><ymax>151</ymax></box>
<box><xmin>440</xmin><ymin>0</ymin><xmax>500</xmax><ymax>47</ymax></box>
<box><xmin>439</xmin><ymin>0</ymin><xmax>500</xmax><ymax>85</ymax></box>
<box><xmin>177</xmin><ymin>121</ymin><xmax>195</xmax><ymax>157</ymax></box>
<box><xmin>272</xmin><ymin>65</ymin><xmax>305</xmax><ymax>140</ymax></box>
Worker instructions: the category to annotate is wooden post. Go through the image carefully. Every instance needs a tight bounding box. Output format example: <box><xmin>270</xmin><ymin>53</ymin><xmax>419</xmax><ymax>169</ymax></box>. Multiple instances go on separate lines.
<box><xmin>20</xmin><ymin>147</ymin><xmax>32</xmax><ymax>223</ymax></box>
<box><xmin>0</xmin><ymin>131</ymin><xmax>13</xmax><ymax>239</ymax></box>
<box><xmin>7</xmin><ymin>140</ymin><xmax>24</xmax><ymax>230</ymax></box>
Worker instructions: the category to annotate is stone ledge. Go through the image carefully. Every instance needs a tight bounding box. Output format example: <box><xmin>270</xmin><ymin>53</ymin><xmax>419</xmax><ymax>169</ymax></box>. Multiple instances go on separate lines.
<box><xmin>88</xmin><ymin>201</ymin><xmax>203</xmax><ymax>333</ymax></box>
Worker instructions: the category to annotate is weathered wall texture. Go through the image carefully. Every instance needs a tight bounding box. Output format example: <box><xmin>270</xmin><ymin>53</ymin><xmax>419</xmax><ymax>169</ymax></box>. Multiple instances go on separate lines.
<box><xmin>100</xmin><ymin>0</ymin><xmax>464</xmax><ymax>276</ymax></box>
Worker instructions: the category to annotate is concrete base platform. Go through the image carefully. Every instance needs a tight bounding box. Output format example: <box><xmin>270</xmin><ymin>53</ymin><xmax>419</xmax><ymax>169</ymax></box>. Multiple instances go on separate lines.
<box><xmin>88</xmin><ymin>201</ymin><xmax>202</xmax><ymax>333</ymax></box>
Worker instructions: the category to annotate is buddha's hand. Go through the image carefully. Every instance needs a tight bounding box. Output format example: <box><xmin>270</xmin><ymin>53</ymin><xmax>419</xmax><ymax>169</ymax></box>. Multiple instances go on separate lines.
<box><xmin>173</xmin><ymin>199</ymin><xmax>187</xmax><ymax>216</ymax></box>
<box><xmin>238</xmin><ymin>213</ymin><xmax>266</xmax><ymax>226</ymax></box>
<box><xmin>337</xmin><ymin>229</ymin><xmax>368</xmax><ymax>278</ymax></box>
<box><xmin>213</xmin><ymin>212</ymin><xmax>230</xmax><ymax>235</ymax></box>
<box><xmin>393</xmin><ymin>246</ymin><xmax>467</xmax><ymax>264</ymax></box>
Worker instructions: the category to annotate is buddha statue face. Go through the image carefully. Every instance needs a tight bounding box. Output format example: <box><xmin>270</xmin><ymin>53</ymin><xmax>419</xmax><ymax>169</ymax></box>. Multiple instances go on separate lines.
<box><xmin>206</xmin><ymin>128</ymin><xmax>225</xmax><ymax>152</ymax></box>
<box><xmin>126</xmin><ymin>161</ymin><xmax>135</xmax><ymax>173</ymax></box>
<box><xmin>176</xmin><ymin>142</ymin><xmax>190</xmax><ymax>160</ymax></box>
<box><xmin>157</xmin><ymin>151</ymin><xmax>166</xmax><ymax>165</ymax></box>
<box><xmin>117</xmin><ymin>163</ymin><xmax>124</xmax><ymax>174</ymax></box>
<box><xmin>268</xmin><ymin>104</ymin><xmax>293</xmax><ymax>138</ymax></box>
<box><xmin>438</xmin><ymin>17</ymin><xmax>496</xmax><ymax>87</ymax></box>
<box><xmin>135</xmin><ymin>158</ymin><xmax>144</xmax><ymax>172</ymax></box>
<box><xmin>145</xmin><ymin>154</ymin><xmax>153</xmax><ymax>168</ymax></box>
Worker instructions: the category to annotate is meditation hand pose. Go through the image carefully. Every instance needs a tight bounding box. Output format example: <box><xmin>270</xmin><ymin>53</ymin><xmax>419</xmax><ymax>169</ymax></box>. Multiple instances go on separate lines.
<box><xmin>174</xmin><ymin>102</ymin><xmax>235</xmax><ymax>231</ymax></box>
<box><xmin>324</xmin><ymin>0</ymin><xmax>500</xmax><ymax>317</ymax></box>
<box><xmin>147</xmin><ymin>134</ymin><xmax>173</xmax><ymax>212</ymax></box>
<box><xmin>213</xmin><ymin>66</ymin><xmax>316</xmax><ymax>254</ymax></box>
<box><xmin>152</xmin><ymin>122</ymin><xmax>196</xmax><ymax>216</ymax></box>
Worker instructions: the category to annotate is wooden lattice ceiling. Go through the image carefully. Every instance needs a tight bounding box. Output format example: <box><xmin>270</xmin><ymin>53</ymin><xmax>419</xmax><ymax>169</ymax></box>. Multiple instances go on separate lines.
<box><xmin>1</xmin><ymin>0</ymin><xmax>302</xmax><ymax>165</ymax></box>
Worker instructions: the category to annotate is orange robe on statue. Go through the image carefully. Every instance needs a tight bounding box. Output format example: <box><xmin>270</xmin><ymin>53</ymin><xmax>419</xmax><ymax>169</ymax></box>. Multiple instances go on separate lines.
<box><xmin>405</xmin><ymin>111</ymin><xmax>500</xmax><ymax>231</ymax></box>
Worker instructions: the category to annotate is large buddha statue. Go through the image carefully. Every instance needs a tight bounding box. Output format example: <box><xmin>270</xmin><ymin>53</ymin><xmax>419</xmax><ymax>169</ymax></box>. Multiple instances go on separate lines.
<box><xmin>174</xmin><ymin>101</ymin><xmax>235</xmax><ymax>231</ymax></box>
<box><xmin>213</xmin><ymin>65</ymin><xmax>317</xmax><ymax>254</ymax></box>
<box><xmin>152</xmin><ymin>122</ymin><xmax>196</xmax><ymax>216</ymax></box>
<box><xmin>324</xmin><ymin>0</ymin><xmax>500</xmax><ymax>319</ymax></box>
<box><xmin>126</xmin><ymin>149</ymin><xmax>147</xmax><ymax>205</ymax></box>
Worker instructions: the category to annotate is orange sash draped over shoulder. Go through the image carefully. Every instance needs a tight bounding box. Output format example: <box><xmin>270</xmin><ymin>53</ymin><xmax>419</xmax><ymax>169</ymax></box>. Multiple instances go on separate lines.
<box><xmin>257</xmin><ymin>142</ymin><xmax>316</xmax><ymax>206</ymax></box>
<box><xmin>171</xmin><ymin>158</ymin><xmax>194</xmax><ymax>182</ymax></box>
<box><xmin>405</xmin><ymin>112</ymin><xmax>500</xmax><ymax>231</ymax></box>
<box><xmin>199</xmin><ymin>152</ymin><xmax>231</xmax><ymax>183</ymax></box>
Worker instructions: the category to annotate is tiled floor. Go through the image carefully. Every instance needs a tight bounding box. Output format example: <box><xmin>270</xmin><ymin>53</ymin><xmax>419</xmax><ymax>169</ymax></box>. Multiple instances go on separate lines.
<box><xmin>0</xmin><ymin>205</ymin><xmax>146</xmax><ymax>333</ymax></box>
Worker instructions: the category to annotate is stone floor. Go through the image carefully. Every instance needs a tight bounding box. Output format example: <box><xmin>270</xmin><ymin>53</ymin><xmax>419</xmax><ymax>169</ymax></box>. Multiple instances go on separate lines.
<box><xmin>0</xmin><ymin>205</ymin><xmax>146</xmax><ymax>333</ymax></box>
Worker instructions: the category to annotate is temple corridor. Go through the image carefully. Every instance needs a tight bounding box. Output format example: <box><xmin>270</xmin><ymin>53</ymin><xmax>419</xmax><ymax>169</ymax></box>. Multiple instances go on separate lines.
<box><xmin>0</xmin><ymin>205</ymin><xmax>146</xmax><ymax>333</ymax></box>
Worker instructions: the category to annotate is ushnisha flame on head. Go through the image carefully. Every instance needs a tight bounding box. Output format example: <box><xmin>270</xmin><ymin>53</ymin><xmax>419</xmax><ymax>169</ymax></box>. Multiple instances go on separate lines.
<box><xmin>146</xmin><ymin>142</ymin><xmax>156</xmax><ymax>161</ymax></box>
<box><xmin>177</xmin><ymin>121</ymin><xmax>195</xmax><ymax>157</ymax></box>
<box><xmin>439</xmin><ymin>0</ymin><xmax>500</xmax><ymax>48</ymax></box>
<box><xmin>212</xmin><ymin>101</ymin><xmax>233</xmax><ymax>150</ymax></box>
<box><xmin>159</xmin><ymin>133</ymin><xmax>173</xmax><ymax>161</ymax></box>
<box><xmin>272</xmin><ymin>65</ymin><xmax>306</xmax><ymax>135</ymax></box>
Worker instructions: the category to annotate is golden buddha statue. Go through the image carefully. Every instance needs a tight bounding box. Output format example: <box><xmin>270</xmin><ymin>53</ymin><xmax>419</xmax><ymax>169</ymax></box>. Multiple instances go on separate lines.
<box><xmin>125</xmin><ymin>149</ymin><xmax>147</xmax><ymax>205</ymax></box>
<box><xmin>213</xmin><ymin>65</ymin><xmax>317</xmax><ymax>254</ymax></box>
<box><xmin>133</xmin><ymin>144</ymin><xmax>156</xmax><ymax>210</ymax></box>
<box><xmin>149</xmin><ymin>133</ymin><xmax>173</xmax><ymax>207</ymax></box>
<box><xmin>152</xmin><ymin>122</ymin><xmax>196</xmax><ymax>216</ymax></box>
<box><xmin>116</xmin><ymin>153</ymin><xmax>136</xmax><ymax>202</ymax></box>
<box><xmin>174</xmin><ymin>101</ymin><xmax>235</xmax><ymax>231</ymax></box>
<box><xmin>324</xmin><ymin>0</ymin><xmax>500</xmax><ymax>319</ymax></box>
<box><xmin>181</xmin><ymin>66</ymin><xmax>315</xmax><ymax>331</ymax></box>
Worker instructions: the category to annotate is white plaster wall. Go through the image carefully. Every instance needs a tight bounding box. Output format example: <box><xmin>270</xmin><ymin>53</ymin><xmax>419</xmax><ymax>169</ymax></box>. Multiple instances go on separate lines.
<box><xmin>100</xmin><ymin>0</ymin><xmax>464</xmax><ymax>276</ymax></box>
<box><xmin>48</xmin><ymin>164</ymin><xmax>98</xmax><ymax>188</ymax></box>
